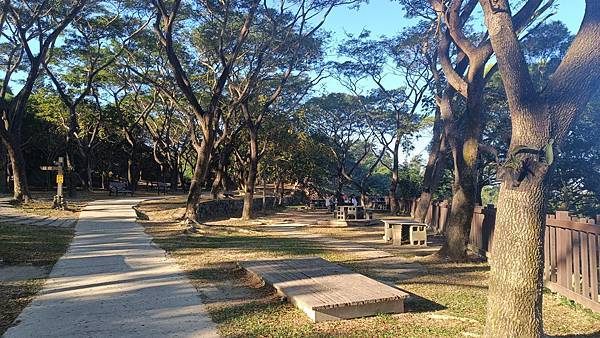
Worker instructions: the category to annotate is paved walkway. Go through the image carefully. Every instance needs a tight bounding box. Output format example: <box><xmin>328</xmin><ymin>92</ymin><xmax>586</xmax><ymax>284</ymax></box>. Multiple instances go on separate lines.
<box><xmin>4</xmin><ymin>198</ymin><xmax>218</xmax><ymax>338</ymax></box>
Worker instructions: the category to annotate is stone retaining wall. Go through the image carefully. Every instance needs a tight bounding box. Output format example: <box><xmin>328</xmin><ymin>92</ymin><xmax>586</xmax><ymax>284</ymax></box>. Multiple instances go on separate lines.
<box><xmin>195</xmin><ymin>197</ymin><xmax>278</xmax><ymax>222</ymax></box>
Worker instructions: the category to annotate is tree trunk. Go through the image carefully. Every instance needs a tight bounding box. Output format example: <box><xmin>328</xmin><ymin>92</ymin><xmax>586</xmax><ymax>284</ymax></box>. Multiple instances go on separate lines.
<box><xmin>184</xmin><ymin>136</ymin><xmax>214</xmax><ymax>221</ymax></box>
<box><xmin>389</xmin><ymin>141</ymin><xmax>400</xmax><ymax>214</ymax></box>
<box><xmin>262</xmin><ymin>176</ymin><xmax>266</xmax><ymax>213</ymax></box>
<box><xmin>441</xmin><ymin>147</ymin><xmax>477</xmax><ymax>260</ymax></box>
<box><xmin>241</xmin><ymin>130</ymin><xmax>258</xmax><ymax>221</ymax></box>
<box><xmin>360</xmin><ymin>188</ymin><xmax>367</xmax><ymax>207</ymax></box>
<box><xmin>127</xmin><ymin>157</ymin><xmax>137</xmax><ymax>193</ymax></box>
<box><xmin>440</xmin><ymin>65</ymin><xmax>485</xmax><ymax>261</ymax></box>
<box><xmin>0</xmin><ymin>144</ymin><xmax>8</xmax><ymax>194</ymax></box>
<box><xmin>484</xmin><ymin>182</ymin><xmax>546</xmax><ymax>337</ymax></box>
<box><xmin>3</xmin><ymin>136</ymin><xmax>30</xmax><ymax>202</ymax></box>
<box><xmin>86</xmin><ymin>155</ymin><xmax>93</xmax><ymax>191</ymax></box>
<box><xmin>211</xmin><ymin>145</ymin><xmax>232</xmax><ymax>199</ymax></box>
<box><xmin>278</xmin><ymin>180</ymin><xmax>284</xmax><ymax>205</ymax></box>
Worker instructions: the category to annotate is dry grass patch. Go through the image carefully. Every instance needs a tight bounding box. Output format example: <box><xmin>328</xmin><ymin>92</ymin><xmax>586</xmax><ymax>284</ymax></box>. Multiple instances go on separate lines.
<box><xmin>0</xmin><ymin>223</ymin><xmax>74</xmax><ymax>334</ymax></box>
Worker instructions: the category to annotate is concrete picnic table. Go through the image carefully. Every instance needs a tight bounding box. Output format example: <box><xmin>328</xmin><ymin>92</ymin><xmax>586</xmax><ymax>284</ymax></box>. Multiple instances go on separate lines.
<box><xmin>336</xmin><ymin>205</ymin><xmax>373</xmax><ymax>221</ymax></box>
<box><xmin>382</xmin><ymin>220</ymin><xmax>428</xmax><ymax>246</ymax></box>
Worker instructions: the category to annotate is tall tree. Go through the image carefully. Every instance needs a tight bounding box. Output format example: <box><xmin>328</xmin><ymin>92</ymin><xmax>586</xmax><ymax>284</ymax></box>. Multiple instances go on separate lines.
<box><xmin>151</xmin><ymin>0</ymin><xmax>260</xmax><ymax>221</ymax></box>
<box><xmin>477</xmin><ymin>0</ymin><xmax>600</xmax><ymax>336</ymax></box>
<box><xmin>334</xmin><ymin>29</ymin><xmax>431</xmax><ymax>214</ymax></box>
<box><xmin>305</xmin><ymin>93</ymin><xmax>372</xmax><ymax>201</ymax></box>
<box><xmin>404</xmin><ymin>0</ymin><xmax>549</xmax><ymax>259</ymax></box>
<box><xmin>43</xmin><ymin>3</ymin><xmax>148</xmax><ymax>190</ymax></box>
<box><xmin>0</xmin><ymin>0</ymin><xmax>86</xmax><ymax>201</ymax></box>
<box><xmin>226</xmin><ymin>0</ymin><xmax>356</xmax><ymax>220</ymax></box>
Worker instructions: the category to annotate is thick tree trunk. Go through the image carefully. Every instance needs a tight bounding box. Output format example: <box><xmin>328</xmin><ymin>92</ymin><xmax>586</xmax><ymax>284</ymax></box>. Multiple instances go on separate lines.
<box><xmin>441</xmin><ymin>146</ymin><xmax>477</xmax><ymax>260</ymax></box>
<box><xmin>477</xmin><ymin>2</ymin><xmax>600</xmax><ymax>334</ymax></box>
<box><xmin>484</xmin><ymin>182</ymin><xmax>546</xmax><ymax>337</ymax></box>
<box><xmin>440</xmin><ymin>65</ymin><xmax>484</xmax><ymax>260</ymax></box>
<box><xmin>211</xmin><ymin>145</ymin><xmax>232</xmax><ymax>199</ymax></box>
<box><xmin>184</xmin><ymin>136</ymin><xmax>213</xmax><ymax>221</ymax></box>
<box><xmin>3</xmin><ymin>136</ymin><xmax>30</xmax><ymax>202</ymax></box>
<box><xmin>241</xmin><ymin>130</ymin><xmax>258</xmax><ymax>220</ymax></box>
<box><xmin>0</xmin><ymin>144</ymin><xmax>8</xmax><ymax>194</ymax></box>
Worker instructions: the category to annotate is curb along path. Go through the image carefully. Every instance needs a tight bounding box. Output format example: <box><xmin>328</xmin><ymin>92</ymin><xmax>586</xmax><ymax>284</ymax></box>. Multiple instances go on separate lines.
<box><xmin>4</xmin><ymin>198</ymin><xmax>218</xmax><ymax>338</ymax></box>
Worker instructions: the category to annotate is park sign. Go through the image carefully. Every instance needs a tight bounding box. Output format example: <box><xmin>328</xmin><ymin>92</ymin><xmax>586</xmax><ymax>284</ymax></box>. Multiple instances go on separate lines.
<box><xmin>41</xmin><ymin>157</ymin><xmax>66</xmax><ymax>209</ymax></box>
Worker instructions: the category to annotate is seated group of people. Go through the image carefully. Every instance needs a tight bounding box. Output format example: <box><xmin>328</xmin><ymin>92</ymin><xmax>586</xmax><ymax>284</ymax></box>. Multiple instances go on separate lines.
<box><xmin>323</xmin><ymin>194</ymin><xmax>359</xmax><ymax>211</ymax></box>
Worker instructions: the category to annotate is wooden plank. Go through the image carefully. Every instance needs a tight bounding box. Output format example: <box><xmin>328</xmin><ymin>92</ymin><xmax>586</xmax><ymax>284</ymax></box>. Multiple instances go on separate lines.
<box><xmin>558</xmin><ymin>228</ymin><xmax>568</xmax><ymax>288</ymax></box>
<box><xmin>544</xmin><ymin>226</ymin><xmax>551</xmax><ymax>282</ymax></box>
<box><xmin>545</xmin><ymin>281</ymin><xmax>600</xmax><ymax>313</ymax></box>
<box><xmin>239</xmin><ymin>258</ymin><xmax>408</xmax><ymax>322</ymax></box>
<box><xmin>566</xmin><ymin>229</ymin><xmax>573</xmax><ymax>291</ymax></box>
<box><xmin>572</xmin><ymin>231</ymin><xmax>581</xmax><ymax>295</ymax></box>
<box><xmin>549</xmin><ymin>226</ymin><xmax>557</xmax><ymax>282</ymax></box>
<box><xmin>581</xmin><ymin>233</ymin><xmax>591</xmax><ymax>299</ymax></box>
<box><xmin>589</xmin><ymin>234</ymin><xmax>598</xmax><ymax>302</ymax></box>
<box><xmin>546</xmin><ymin>219</ymin><xmax>600</xmax><ymax>234</ymax></box>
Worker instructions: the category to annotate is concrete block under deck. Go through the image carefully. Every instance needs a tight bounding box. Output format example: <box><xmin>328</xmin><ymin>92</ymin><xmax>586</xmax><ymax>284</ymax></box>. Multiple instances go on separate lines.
<box><xmin>239</xmin><ymin>257</ymin><xmax>409</xmax><ymax>322</ymax></box>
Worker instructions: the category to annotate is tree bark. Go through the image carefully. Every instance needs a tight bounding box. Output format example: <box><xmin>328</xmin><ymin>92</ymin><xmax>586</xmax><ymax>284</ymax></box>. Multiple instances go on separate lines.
<box><xmin>184</xmin><ymin>134</ymin><xmax>214</xmax><ymax>221</ymax></box>
<box><xmin>478</xmin><ymin>1</ymin><xmax>600</xmax><ymax>335</ymax></box>
<box><xmin>242</xmin><ymin>129</ymin><xmax>259</xmax><ymax>220</ymax></box>
<box><xmin>211</xmin><ymin>144</ymin><xmax>232</xmax><ymax>199</ymax></box>
<box><xmin>3</xmin><ymin>135</ymin><xmax>30</xmax><ymax>202</ymax></box>
<box><xmin>388</xmin><ymin>140</ymin><xmax>400</xmax><ymax>214</ymax></box>
<box><xmin>440</xmin><ymin>59</ymin><xmax>486</xmax><ymax>261</ymax></box>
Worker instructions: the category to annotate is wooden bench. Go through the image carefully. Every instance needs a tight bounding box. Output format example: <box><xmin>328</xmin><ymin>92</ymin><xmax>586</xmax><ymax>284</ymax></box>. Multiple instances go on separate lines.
<box><xmin>240</xmin><ymin>257</ymin><xmax>409</xmax><ymax>322</ymax></box>
<box><xmin>108</xmin><ymin>182</ymin><xmax>133</xmax><ymax>196</ymax></box>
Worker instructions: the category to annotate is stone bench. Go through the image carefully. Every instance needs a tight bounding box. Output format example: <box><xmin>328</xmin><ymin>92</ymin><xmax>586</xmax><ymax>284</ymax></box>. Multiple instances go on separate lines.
<box><xmin>240</xmin><ymin>257</ymin><xmax>409</xmax><ymax>322</ymax></box>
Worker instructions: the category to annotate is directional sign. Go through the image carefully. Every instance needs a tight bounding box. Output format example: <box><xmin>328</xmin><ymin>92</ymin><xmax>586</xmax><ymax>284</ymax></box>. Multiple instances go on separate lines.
<box><xmin>56</xmin><ymin>175</ymin><xmax>64</xmax><ymax>184</ymax></box>
<box><xmin>41</xmin><ymin>166</ymin><xmax>62</xmax><ymax>171</ymax></box>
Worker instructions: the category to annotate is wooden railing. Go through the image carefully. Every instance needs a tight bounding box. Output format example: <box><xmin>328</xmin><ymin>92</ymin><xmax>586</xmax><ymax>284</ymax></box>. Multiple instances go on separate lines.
<box><xmin>421</xmin><ymin>200</ymin><xmax>600</xmax><ymax>312</ymax></box>
<box><xmin>544</xmin><ymin>211</ymin><xmax>599</xmax><ymax>312</ymax></box>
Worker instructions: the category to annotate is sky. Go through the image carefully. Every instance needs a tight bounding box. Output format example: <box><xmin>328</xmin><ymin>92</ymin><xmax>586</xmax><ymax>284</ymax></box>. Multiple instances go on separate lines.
<box><xmin>319</xmin><ymin>0</ymin><xmax>586</xmax><ymax>162</ymax></box>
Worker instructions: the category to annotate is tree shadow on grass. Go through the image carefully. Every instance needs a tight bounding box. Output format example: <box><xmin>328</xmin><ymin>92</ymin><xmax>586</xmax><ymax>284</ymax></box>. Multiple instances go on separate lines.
<box><xmin>157</xmin><ymin>233</ymin><xmax>329</xmax><ymax>257</ymax></box>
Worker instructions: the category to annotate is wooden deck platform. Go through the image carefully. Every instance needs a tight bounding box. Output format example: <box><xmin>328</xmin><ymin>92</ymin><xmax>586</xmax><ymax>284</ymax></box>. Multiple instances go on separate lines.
<box><xmin>239</xmin><ymin>257</ymin><xmax>409</xmax><ymax>322</ymax></box>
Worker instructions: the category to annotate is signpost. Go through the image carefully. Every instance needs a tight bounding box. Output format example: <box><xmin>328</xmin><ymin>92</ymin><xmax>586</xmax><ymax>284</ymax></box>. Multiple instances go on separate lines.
<box><xmin>41</xmin><ymin>157</ymin><xmax>66</xmax><ymax>210</ymax></box>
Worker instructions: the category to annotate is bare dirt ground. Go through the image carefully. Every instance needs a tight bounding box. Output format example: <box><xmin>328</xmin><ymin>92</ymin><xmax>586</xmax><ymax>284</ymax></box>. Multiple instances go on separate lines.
<box><xmin>136</xmin><ymin>199</ymin><xmax>600</xmax><ymax>337</ymax></box>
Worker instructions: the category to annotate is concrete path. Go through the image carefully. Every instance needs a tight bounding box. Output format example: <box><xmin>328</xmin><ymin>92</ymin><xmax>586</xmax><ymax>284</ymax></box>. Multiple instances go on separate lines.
<box><xmin>4</xmin><ymin>198</ymin><xmax>218</xmax><ymax>338</ymax></box>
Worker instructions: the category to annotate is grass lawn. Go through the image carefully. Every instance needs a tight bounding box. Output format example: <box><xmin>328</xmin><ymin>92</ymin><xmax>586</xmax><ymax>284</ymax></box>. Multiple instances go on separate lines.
<box><xmin>0</xmin><ymin>224</ymin><xmax>74</xmax><ymax>334</ymax></box>
<box><xmin>137</xmin><ymin>200</ymin><xmax>600</xmax><ymax>337</ymax></box>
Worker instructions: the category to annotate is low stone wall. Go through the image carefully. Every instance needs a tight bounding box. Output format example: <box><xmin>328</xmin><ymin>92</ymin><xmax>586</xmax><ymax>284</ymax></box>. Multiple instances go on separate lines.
<box><xmin>195</xmin><ymin>197</ymin><xmax>278</xmax><ymax>222</ymax></box>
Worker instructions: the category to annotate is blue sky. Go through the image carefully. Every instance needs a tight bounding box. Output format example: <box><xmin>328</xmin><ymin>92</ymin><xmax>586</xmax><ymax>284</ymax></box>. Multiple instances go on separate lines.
<box><xmin>319</xmin><ymin>0</ymin><xmax>586</xmax><ymax>161</ymax></box>
<box><xmin>324</xmin><ymin>0</ymin><xmax>584</xmax><ymax>39</ymax></box>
